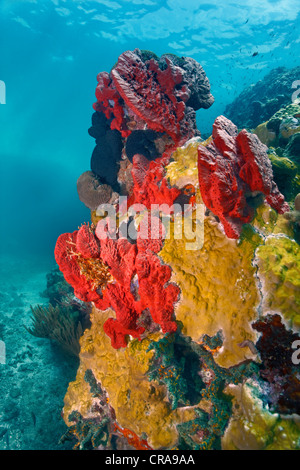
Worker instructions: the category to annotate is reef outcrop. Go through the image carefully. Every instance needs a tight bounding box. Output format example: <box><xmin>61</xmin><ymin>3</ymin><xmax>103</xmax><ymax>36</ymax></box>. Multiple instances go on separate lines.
<box><xmin>225</xmin><ymin>66</ymin><xmax>300</xmax><ymax>130</ymax></box>
<box><xmin>52</xmin><ymin>49</ymin><xmax>299</xmax><ymax>451</ymax></box>
<box><xmin>253</xmin><ymin>99</ymin><xmax>300</xmax><ymax>207</ymax></box>
<box><xmin>77</xmin><ymin>48</ymin><xmax>215</xmax><ymax>208</ymax></box>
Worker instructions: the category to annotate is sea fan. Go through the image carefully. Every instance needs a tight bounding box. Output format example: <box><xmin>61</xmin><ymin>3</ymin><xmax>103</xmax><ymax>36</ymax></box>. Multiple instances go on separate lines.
<box><xmin>25</xmin><ymin>304</ymin><xmax>84</xmax><ymax>356</ymax></box>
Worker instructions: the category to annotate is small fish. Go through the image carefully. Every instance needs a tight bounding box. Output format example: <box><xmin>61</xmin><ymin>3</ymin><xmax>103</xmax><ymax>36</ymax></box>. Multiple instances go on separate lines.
<box><xmin>252</xmin><ymin>51</ymin><xmax>259</xmax><ymax>57</ymax></box>
<box><xmin>244</xmin><ymin>19</ymin><xmax>249</xmax><ymax>24</ymax></box>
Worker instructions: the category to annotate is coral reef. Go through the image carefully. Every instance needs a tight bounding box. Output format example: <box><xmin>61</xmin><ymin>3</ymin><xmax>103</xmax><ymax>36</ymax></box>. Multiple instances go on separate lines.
<box><xmin>222</xmin><ymin>380</ymin><xmax>300</xmax><ymax>450</ymax></box>
<box><xmin>147</xmin><ymin>329</ymin><xmax>258</xmax><ymax>450</ymax></box>
<box><xmin>267</xmin><ymin>152</ymin><xmax>298</xmax><ymax>201</ymax></box>
<box><xmin>60</xmin><ymin>410</ymin><xmax>110</xmax><ymax>450</ymax></box>
<box><xmin>283</xmin><ymin>194</ymin><xmax>300</xmax><ymax>242</ymax></box>
<box><xmin>109</xmin><ymin>49</ymin><xmax>213</xmax><ymax>148</ymax></box>
<box><xmin>62</xmin><ymin>308</ymin><xmax>196</xmax><ymax>449</ymax></box>
<box><xmin>52</xmin><ymin>49</ymin><xmax>300</xmax><ymax>451</ymax></box>
<box><xmin>254</xmin><ymin>235</ymin><xmax>300</xmax><ymax>329</ymax></box>
<box><xmin>76</xmin><ymin>48</ymin><xmax>214</xmax><ymax>215</ymax></box>
<box><xmin>130</xmin><ymin>153</ymin><xmax>181</xmax><ymax>208</ymax></box>
<box><xmin>225</xmin><ymin>66</ymin><xmax>300</xmax><ymax>130</ymax></box>
<box><xmin>55</xmin><ymin>209</ymin><xmax>180</xmax><ymax>349</ymax></box>
<box><xmin>267</xmin><ymin>100</ymin><xmax>300</xmax><ymax>142</ymax></box>
<box><xmin>253</xmin><ymin>100</ymin><xmax>300</xmax><ymax>204</ymax></box>
<box><xmin>197</xmin><ymin>115</ymin><xmax>289</xmax><ymax>239</ymax></box>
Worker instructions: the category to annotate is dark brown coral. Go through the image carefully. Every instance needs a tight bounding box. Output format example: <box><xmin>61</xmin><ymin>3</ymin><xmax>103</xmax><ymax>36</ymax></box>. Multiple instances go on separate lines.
<box><xmin>252</xmin><ymin>313</ymin><xmax>300</xmax><ymax>415</ymax></box>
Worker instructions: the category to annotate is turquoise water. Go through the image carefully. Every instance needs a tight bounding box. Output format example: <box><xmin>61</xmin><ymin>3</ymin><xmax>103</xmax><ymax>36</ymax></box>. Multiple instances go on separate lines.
<box><xmin>1</xmin><ymin>1</ymin><xmax>300</xmax><ymax>261</ymax></box>
<box><xmin>0</xmin><ymin>0</ymin><xmax>299</xmax><ymax>450</ymax></box>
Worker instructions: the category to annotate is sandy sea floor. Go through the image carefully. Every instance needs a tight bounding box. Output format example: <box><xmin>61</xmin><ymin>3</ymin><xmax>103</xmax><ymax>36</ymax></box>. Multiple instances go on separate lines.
<box><xmin>0</xmin><ymin>253</ymin><xmax>79</xmax><ymax>450</ymax></box>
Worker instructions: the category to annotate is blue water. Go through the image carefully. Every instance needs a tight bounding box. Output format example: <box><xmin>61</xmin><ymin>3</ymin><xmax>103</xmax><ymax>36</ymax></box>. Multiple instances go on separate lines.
<box><xmin>0</xmin><ymin>0</ymin><xmax>299</xmax><ymax>450</ymax></box>
<box><xmin>1</xmin><ymin>0</ymin><xmax>300</xmax><ymax>263</ymax></box>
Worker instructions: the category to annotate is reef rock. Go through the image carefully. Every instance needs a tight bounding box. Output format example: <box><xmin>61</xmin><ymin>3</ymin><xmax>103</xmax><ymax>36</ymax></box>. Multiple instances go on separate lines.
<box><xmin>77</xmin><ymin>49</ymin><xmax>214</xmax><ymax>209</ymax></box>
